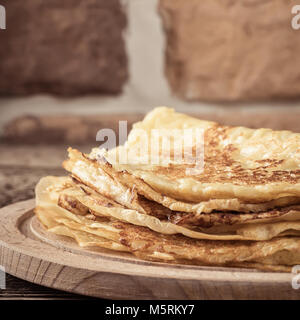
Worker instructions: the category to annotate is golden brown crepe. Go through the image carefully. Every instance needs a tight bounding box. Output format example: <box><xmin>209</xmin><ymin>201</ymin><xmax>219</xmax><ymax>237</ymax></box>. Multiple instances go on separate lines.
<box><xmin>36</xmin><ymin>176</ymin><xmax>300</xmax><ymax>243</ymax></box>
<box><xmin>106</xmin><ymin>107</ymin><xmax>300</xmax><ymax>203</ymax></box>
<box><xmin>64</xmin><ymin>148</ymin><xmax>300</xmax><ymax>214</ymax></box>
<box><xmin>34</xmin><ymin>179</ymin><xmax>300</xmax><ymax>273</ymax></box>
<box><xmin>34</xmin><ymin>107</ymin><xmax>300</xmax><ymax>272</ymax></box>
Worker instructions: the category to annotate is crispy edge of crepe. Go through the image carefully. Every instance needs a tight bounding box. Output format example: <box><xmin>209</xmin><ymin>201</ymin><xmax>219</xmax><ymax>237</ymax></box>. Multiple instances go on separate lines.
<box><xmin>64</xmin><ymin>148</ymin><xmax>300</xmax><ymax>216</ymax></box>
<box><xmin>57</xmin><ymin>178</ymin><xmax>300</xmax><ymax>241</ymax></box>
<box><xmin>37</xmin><ymin>176</ymin><xmax>300</xmax><ymax>242</ymax></box>
<box><xmin>107</xmin><ymin>107</ymin><xmax>300</xmax><ymax>203</ymax></box>
<box><xmin>35</xmin><ymin>176</ymin><xmax>300</xmax><ymax>272</ymax></box>
<box><xmin>34</xmin><ymin>203</ymin><xmax>298</xmax><ymax>273</ymax></box>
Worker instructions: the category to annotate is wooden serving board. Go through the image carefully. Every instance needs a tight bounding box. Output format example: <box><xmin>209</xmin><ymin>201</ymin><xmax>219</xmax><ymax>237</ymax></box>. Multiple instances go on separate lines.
<box><xmin>0</xmin><ymin>199</ymin><xmax>299</xmax><ymax>300</ymax></box>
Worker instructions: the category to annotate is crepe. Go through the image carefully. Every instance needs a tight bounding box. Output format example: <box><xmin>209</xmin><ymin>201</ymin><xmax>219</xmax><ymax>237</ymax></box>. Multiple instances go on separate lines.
<box><xmin>35</xmin><ymin>178</ymin><xmax>300</xmax><ymax>272</ymax></box>
<box><xmin>64</xmin><ymin>148</ymin><xmax>300</xmax><ymax>215</ymax></box>
<box><xmin>36</xmin><ymin>176</ymin><xmax>300</xmax><ymax>241</ymax></box>
<box><xmin>34</xmin><ymin>107</ymin><xmax>300</xmax><ymax>272</ymax></box>
<box><xmin>106</xmin><ymin>107</ymin><xmax>300</xmax><ymax>203</ymax></box>
<box><xmin>63</xmin><ymin>148</ymin><xmax>300</xmax><ymax>235</ymax></box>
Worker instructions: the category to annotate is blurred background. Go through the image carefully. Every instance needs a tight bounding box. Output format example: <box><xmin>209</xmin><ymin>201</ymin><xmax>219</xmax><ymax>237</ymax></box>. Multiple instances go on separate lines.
<box><xmin>0</xmin><ymin>0</ymin><xmax>300</xmax><ymax>299</ymax></box>
<box><xmin>0</xmin><ymin>0</ymin><xmax>300</xmax><ymax>206</ymax></box>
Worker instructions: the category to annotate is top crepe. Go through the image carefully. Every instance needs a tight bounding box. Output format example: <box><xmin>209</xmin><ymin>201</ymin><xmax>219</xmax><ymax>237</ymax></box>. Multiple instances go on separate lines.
<box><xmin>104</xmin><ymin>107</ymin><xmax>300</xmax><ymax>203</ymax></box>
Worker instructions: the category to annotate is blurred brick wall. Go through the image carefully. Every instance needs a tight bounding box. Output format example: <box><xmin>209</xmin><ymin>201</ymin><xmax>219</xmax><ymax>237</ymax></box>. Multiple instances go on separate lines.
<box><xmin>0</xmin><ymin>0</ymin><xmax>128</xmax><ymax>96</ymax></box>
<box><xmin>159</xmin><ymin>0</ymin><xmax>300</xmax><ymax>102</ymax></box>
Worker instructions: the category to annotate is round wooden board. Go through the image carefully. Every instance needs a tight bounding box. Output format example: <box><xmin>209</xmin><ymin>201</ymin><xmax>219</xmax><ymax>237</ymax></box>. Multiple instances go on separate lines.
<box><xmin>0</xmin><ymin>199</ymin><xmax>299</xmax><ymax>300</ymax></box>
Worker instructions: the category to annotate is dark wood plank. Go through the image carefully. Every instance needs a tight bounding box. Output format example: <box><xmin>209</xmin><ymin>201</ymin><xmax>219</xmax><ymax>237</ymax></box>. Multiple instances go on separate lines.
<box><xmin>2</xmin><ymin>111</ymin><xmax>300</xmax><ymax>145</ymax></box>
<box><xmin>0</xmin><ymin>274</ymin><xmax>94</xmax><ymax>300</ymax></box>
<box><xmin>0</xmin><ymin>143</ymin><xmax>94</xmax><ymax>208</ymax></box>
<box><xmin>0</xmin><ymin>166</ymin><xmax>64</xmax><ymax>208</ymax></box>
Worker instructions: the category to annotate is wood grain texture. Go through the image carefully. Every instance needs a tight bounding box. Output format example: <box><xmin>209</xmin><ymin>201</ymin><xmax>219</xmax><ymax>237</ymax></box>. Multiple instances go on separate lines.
<box><xmin>0</xmin><ymin>274</ymin><xmax>93</xmax><ymax>300</ymax></box>
<box><xmin>0</xmin><ymin>200</ymin><xmax>300</xmax><ymax>300</ymax></box>
<box><xmin>0</xmin><ymin>166</ymin><xmax>64</xmax><ymax>208</ymax></box>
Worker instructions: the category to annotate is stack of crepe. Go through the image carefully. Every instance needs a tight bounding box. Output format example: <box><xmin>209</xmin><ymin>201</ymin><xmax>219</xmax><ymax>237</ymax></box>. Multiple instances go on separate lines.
<box><xmin>35</xmin><ymin>107</ymin><xmax>300</xmax><ymax>272</ymax></box>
